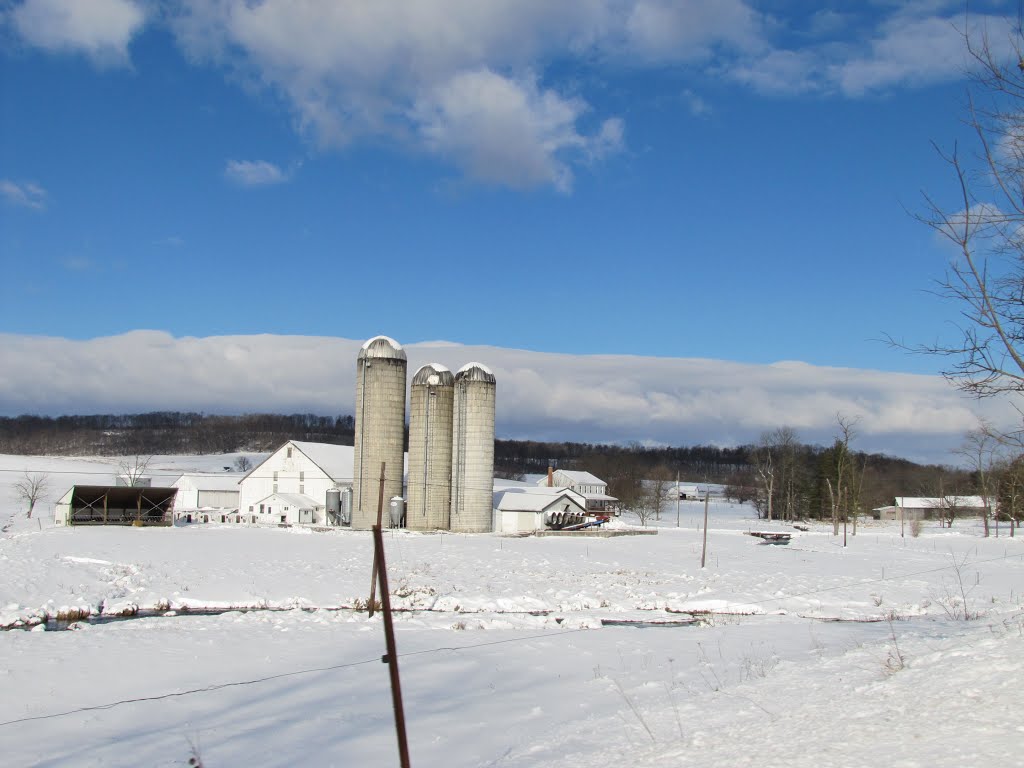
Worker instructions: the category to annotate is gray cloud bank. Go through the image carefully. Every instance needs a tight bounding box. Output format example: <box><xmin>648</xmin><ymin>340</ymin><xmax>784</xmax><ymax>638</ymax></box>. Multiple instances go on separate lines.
<box><xmin>1</xmin><ymin>331</ymin><xmax>1015</xmax><ymax>464</ymax></box>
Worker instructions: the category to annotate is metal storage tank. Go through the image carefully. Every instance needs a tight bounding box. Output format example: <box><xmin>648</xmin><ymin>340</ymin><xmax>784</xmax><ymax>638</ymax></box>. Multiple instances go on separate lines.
<box><xmin>352</xmin><ymin>335</ymin><xmax>408</xmax><ymax>530</ymax></box>
<box><xmin>389</xmin><ymin>496</ymin><xmax>406</xmax><ymax>528</ymax></box>
<box><xmin>340</xmin><ymin>486</ymin><xmax>352</xmax><ymax>525</ymax></box>
<box><xmin>450</xmin><ymin>362</ymin><xmax>496</xmax><ymax>533</ymax></box>
<box><xmin>407</xmin><ymin>364</ymin><xmax>455</xmax><ymax>530</ymax></box>
<box><xmin>326</xmin><ymin>488</ymin><xmax>341</xmax><ymax>525</ymax></box>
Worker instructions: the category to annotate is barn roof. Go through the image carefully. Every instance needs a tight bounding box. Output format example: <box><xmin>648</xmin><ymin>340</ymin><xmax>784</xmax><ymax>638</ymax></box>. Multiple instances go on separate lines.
<box><xmin>291</xmin><ymin>441</ymin><xmax>354</xmax><ymax>481</ymax></box>
<box><xmin>173</xmin><ymin>473</ymin><xmax>243</xmax><ymax>492</ymax></box>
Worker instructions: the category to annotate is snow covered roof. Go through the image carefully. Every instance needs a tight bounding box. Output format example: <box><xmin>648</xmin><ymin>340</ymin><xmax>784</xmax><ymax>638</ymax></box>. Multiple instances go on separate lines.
<box><xmin>895</xmin><ymin>497</ymin><xmax>944</xmax><ymax>509</ymax></box>
<box><xmin>173</xmin><ymin>473</ymin><xmax>243</xmax><ymax>492</ymax></box>
<box><xmin>455</xmin><ymin>362</ymin><xmax>496</xmax><ymax>383</ymax></box>
<box><xmin>944</xmin><ymin>496</ymin><xmax>994</xmax><ymax>508</ymax></box>
<box><xmin>358</xmin><ymin>335</ymin><xmax>407</xmax><ymax>361</ymax></box>
<box><xmin>495</xmin><ymin>489</ymin><xmax>584</xmax><ymax>513</ymax></box>
<box><xmin>412</xmin><ymin>363</ymin><xmax>455</xmax><ymax>387</ymax></box>
<box><xmin>539</xmin><ymin>469</ymin><xmax>606</xmax><ymax>487</ymax></box>
<box><xmin>290</xmin><ymin>441</ymin><xmax>354</xmax><ymax>482</ymax></box>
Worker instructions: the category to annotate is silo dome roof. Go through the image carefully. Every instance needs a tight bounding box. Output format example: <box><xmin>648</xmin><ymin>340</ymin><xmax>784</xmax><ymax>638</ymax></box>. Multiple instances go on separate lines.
<box><xmin>455</xmin><ymin>362</ymin><xmax>496</xmax><ymax>383</ymax></box>
<box><xmin>412</xmin><ymin>363</ymin><xmax>455</xmax><ymax>386</ymax></box>
<box><xmin>358</xmin><ymin>335</ymin><xmax>407</xmax><ymax>361</ymax></box>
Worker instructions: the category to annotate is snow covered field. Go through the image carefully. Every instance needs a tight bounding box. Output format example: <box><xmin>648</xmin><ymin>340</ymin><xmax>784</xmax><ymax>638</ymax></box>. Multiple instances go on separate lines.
<box><xmin>2</xmin><ymin>454</ymin><xmax>1023</xmax><ymax>767</ymax></box>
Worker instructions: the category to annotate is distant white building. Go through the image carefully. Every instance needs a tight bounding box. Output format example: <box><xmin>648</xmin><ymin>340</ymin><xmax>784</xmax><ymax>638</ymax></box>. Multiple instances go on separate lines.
<box><xmin>889</xmin><ymin>496</ymin><xmax>995</xmax><ymax>520</ymax></box>
<box><xmin>665</xmin><ymin>483</ymin><xmax>703</xmax><ymax>500</ymax></box>
<box><xmin>238</xmin><ymin>441</ymin><xmax>355</xmax><ymax>526</ymax></box>
<box><xmin>537</xmin><ymin>469</ymin><xmax>617</xmax><ymax>512</ymax></box>
<box><xmin>493</xmin><ymin>486</ymin><xmax>588</xmax><ymax>534</ymax></box>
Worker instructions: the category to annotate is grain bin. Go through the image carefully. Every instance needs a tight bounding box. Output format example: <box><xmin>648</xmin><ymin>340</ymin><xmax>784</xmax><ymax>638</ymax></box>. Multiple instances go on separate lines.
<box><xmin>450</xmin><ymin>362</ymin><xmax>496</xmax><ymax>533</ymax></box>
<box><xmin>352</xmin><ymin>335</ymin><xmax>407</xmax><ymax>530</ymax></box>
<box><xmin>326</xmin><ymin>488</ymin><xmax>341</xmax><ymax>526</ymax></box>
<box><xmin>407</xmin><ymin>364</ymin><xmax>455</xmax><ymax>530</ymax></box>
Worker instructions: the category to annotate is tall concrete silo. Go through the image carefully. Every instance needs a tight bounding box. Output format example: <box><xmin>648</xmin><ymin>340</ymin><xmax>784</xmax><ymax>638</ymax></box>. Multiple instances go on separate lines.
<box><xmin>352</xmin><ymin>335</ymin><xmax>407</xmax><ymax>530</ymax></box>
<box><xmin>407</xmin><ymin>364</ymin><xmax>455</xmax><ymax>531</ymax></box>
<box><xmin>450</xmin><ymin>362</ymin><xmax>496</xmax><ymax>533</ymax></box>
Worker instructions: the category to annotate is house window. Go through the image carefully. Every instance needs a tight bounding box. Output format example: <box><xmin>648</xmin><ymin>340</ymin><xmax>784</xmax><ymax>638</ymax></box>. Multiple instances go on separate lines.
<box><xmin>273</xmin><ymin>483</ymin><xmax>278</xmax><ymax>493</ymax></box>
<box><xmin>287</xmin><ymin>447</ymin><xmax>292</xmax><ymax>458</ymax></box>
<box><xmin>273</xmin><ymin>471</ymin><xmax>278</xmax><ymax>481</ymax></box>
<box><xmin>299</xmin><ymin>471</ymin><xmax>304</xmax><ymax>482</ymax></box>
<box><xmin>249</xmin><ymin>506</ymin><xmax>254</xmax><ymax>512</ymax></box>
<box><xmin>299</xmin><ymin>484</ymin><xmax>304</xmax><ymax>494</ymax></box>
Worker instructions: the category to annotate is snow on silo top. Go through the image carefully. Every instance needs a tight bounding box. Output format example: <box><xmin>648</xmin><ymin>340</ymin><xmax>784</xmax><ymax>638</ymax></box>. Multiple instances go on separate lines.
<box><xmin>455</xmin><ymin>362</ymin><xmax>496</xmax><ymax>383</ymax></box>
<box><xmin>358</xmin><ymin>335</ymin><xmax>407</xmax><ymax>361</ymax></box>
<box><xmin>412</xmin><ymin>363</ymin><xmax>455</xmax><ymax>387</ymax></box>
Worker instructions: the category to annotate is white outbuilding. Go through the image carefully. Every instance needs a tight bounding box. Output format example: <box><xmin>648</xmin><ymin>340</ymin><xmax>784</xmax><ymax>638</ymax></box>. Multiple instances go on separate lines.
<box><xmin>493</xmin><ymin>486</ymin><xmax>588</xmax><ymax>534</ymax></box>
<box><xmin>171</xmin><ymin>473</ymin><xmax>242</xmax><ymax>511</ymax></box>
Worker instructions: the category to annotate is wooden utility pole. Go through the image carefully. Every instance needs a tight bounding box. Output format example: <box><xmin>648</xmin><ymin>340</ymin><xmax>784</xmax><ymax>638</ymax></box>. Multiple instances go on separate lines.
<box><xmin>675</xmin><ymin>470</ymin><xmax>680</xmax><ymax>528</ymax></box>
<box><xmin>368</xmin><ymin>462</ymin><xmax>386</xmax><ymax>618</ymax></box>
<box><xmin>700</xmin><ymin>492</ymin><xmax>710</xmax><ymax>568</ymax></box>
<box><xmin>373</xmin><ymin>522</ymin><xmax>412</xmax><ymax>768</ymax></box>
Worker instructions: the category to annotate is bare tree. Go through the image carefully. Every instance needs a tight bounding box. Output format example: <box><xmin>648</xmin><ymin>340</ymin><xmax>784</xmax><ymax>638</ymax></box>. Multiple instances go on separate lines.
<box><xmin>752</xmin><ymin>433</ymin><xmax>776</xmax><ymax>521</ymax></box>
<box><xmin>632</xmin><ymin>488</ymin><xmax>658</xmax><ymax>527</ymax></box>
<box><xmin>898</xmin><ymin>17</ymin><xmax>1024</xmax><ymax>445</ymax></box>
<box><xmin>232</xmin><ymin>456</ymin><xmax>253</xmax><ymax>472</ymax></box>
<box><xmin>957</xmin><ymin>423</ymin><xmax>999</xmax><ymax>536</ymax></box>
<box><xmin>14</xmin><ymin>472</ymin><xmax>49</xmax><ymax>519</ymax></box>
<box><xmin>648</xmin><ymin>465</ymin><xmax>673</xmax><ymax>521</ymax></box>
<box><xmin>118</xmin><ymin>455</ymin><xmax>152</xmax><ymax>486</ymax></box>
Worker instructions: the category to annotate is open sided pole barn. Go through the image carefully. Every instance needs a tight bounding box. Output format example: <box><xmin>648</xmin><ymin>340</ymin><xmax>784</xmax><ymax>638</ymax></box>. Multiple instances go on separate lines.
<box><xmin>55</xmin><ymin>486</ymin><xmax>178</xmax><ymax>526</ymax></box>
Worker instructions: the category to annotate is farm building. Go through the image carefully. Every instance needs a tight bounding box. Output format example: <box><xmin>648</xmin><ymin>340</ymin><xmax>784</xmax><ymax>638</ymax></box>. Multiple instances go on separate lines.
<box><xmin>665</xmin><ymin>483</ymin><xmax>703</xmax><ymax>500</ymax></box>
<box><xmin>886</xmin><ymin>496</ymin><xmax>996</xmax><ymax>521</ymax></box>
<box><xmin>237</xmin><ymin>440</ymin><xmax>356</xmax><ymax>526</ymax></box>
<box><xmin>537</xmin><ymin>468</ymin><xmax>617</xmax><ymax>512</ymax></box>
<box><xmin>55</xmin><ymin>485</ymin><xmax>177</xmax><ymax>526</ymax></box>
<box><xmin>493</xmin><ymin>486</ymin><xmax>588</xmax><ymax>534</ymax></box>
<box><xmin>171</xmin><ymin>473</ymin><xmax>242</xmax><ymax>512</ymax></box>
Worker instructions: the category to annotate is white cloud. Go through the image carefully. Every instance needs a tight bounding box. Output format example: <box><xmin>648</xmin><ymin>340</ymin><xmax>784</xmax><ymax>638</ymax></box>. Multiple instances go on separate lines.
<box><xmin>411</xmin><ymin>69</ymin><xmax>617</xmax><ymax>192</ymax></box>
<box><xmin>224</xmin><ymin>159</ymin><xmax>288</xmax><ymax>186</ymax></box>
<box><xmin>167</xmin><ymin>1</ymin><xmax>776</xmax><ymax>190</ymax></box>
<box><xmin>624</xmin><ymin>0</ymin><xmax>766</xmax><ymax>61</ymax></box>
<box><xmin>10</xmin><ymin>0</ymin><xmax>146</xmax><ymax>65</ymax></box>
<box><xmin>828</xmin><ymin>14</ymin><xmax>971</xmax><ymax>96</ymax></box>
<box><xmin>0</xmin><ymin>179</ymin><xmax>46</xmax><ymax>210</ymax></box>
<box><xmin>0</xmin><ymin>331</ymin><xmax>1015</xmax><ymax>464</ymax></box>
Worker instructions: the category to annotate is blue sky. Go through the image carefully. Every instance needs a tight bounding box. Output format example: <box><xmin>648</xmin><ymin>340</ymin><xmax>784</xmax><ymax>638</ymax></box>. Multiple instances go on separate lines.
<box><xmin>2</xmin><ymin>1</ymin><xmax>1021</xmax><ymax>461</ymax></box>
<box><xmin>1</xmin><ymin>0</ymin><xmax>1004</xmax><ymax>369</ymax></box>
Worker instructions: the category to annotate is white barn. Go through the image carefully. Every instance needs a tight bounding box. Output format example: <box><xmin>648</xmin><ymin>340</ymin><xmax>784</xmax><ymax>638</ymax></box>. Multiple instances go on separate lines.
<box><xmin>238</xmin><ymin>441</ymin><xmax>355</xmax><ymax>526</ymax></box>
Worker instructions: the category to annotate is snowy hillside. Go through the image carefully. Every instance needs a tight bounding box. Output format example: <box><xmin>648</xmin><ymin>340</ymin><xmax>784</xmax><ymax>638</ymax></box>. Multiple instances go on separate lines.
<box><xmin>1</xmin><ymin>454</ymin><xmax>1021</xmax><ymax>767</ymax></box>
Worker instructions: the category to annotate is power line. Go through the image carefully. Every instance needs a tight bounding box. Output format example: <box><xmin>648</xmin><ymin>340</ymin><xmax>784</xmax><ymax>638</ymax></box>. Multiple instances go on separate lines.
<box><xmin>0</xmin><ymin>627</ymin><xmax>591</xmax><ymax>729</ymax></box>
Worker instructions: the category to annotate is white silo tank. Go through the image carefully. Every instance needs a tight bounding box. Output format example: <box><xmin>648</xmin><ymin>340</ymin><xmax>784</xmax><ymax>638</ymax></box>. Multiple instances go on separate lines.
<box><xmin>352</xmin><ymin>335</ymin><xmax>407</xmax><ymax>530</ymax></box>
<box><xmin>450</xmin><ymin>362</ymin><xmax>496</xmax><ymax>533</ymax></box>
<box><xmin>407</xmin><ymin>364</ymin><xmax>455</xmax><ymax>531</ymax></box>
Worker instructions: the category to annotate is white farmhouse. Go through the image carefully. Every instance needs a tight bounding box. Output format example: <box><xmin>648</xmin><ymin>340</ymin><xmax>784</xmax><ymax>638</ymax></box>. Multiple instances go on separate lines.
<box><xmin>238</xmin><ymin>441</ymin><xmax>355</xmax><ymax>526</ymax></box>
<box><xmin>537</xmin><ymin>468</ymin><xmax>617</xmax><ymax>513</ymax></box>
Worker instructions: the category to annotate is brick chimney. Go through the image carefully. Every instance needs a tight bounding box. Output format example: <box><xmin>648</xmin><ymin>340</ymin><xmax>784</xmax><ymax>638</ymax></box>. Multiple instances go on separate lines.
<box><xmin>548</xmin><ymin>466</ymin><xmax>554</xmax><ymax>487</ymax></box>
